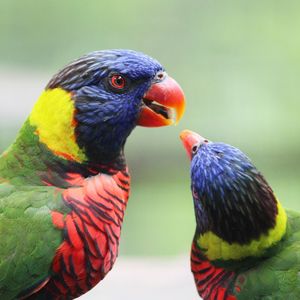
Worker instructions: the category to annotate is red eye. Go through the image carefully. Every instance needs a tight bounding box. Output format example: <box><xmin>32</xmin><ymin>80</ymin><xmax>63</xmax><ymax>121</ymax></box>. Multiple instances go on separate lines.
<box><xmin>110</xmin><ymin>74</ymin><xmax>126</xmax><ymax>89</ymax></box>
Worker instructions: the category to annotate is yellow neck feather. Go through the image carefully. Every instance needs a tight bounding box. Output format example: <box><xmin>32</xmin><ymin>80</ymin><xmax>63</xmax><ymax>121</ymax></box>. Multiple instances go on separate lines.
<box><xmin>29</xmin><ymin>88</ymin><xmax>86</xmax><ymax>162</ymax></box>
<box><xmin>197</xmin><ymin>199</ymin><xmax>287</xmax><ymax>261</ymax></box>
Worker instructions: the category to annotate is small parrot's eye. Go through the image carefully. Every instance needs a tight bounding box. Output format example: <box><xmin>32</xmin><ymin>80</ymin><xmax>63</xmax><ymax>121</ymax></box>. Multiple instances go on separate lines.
<box><xmin>109</xmin><ymin>74</ymin><xmax>126</xmax><ymax>90</ymax></box>
<box><xmin>192</xmin><ymin>144</ymin><xmax>199</xmax><ymax>154</ymax></box>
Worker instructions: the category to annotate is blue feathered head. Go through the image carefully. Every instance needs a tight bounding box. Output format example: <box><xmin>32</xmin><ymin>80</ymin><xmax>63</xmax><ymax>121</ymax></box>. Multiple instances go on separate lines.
<box><xmin>180</xmin><ymin>130</ymin><xmax>277</xmax><ymax>244</ymax></box>
<box><xmin>47</xmin><ymin>49</ymin><xmax>185</xmax><ymax>164</ymax></box>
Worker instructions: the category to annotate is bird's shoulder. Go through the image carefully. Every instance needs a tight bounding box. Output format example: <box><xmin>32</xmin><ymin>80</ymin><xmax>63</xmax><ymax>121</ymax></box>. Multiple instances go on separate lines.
<box><xmin>0</xmin><ymin>181</ymin><xmax>69</xmax><ymax>214</ymax></box>
<box><xmin>232</xmin><ymin>209</ymin><xmax>300</xmax><ymax>299</ymax></box>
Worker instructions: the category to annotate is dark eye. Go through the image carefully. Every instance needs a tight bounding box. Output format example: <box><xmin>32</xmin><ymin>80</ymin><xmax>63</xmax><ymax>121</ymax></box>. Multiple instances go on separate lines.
<box><xmin>192</xmin><ymin>144</ymin><xmax>199</xmax><ymax>154</ymax></box>
<box><xmin>109</xmin><ymin>74</ymin><xmax>126</xmax><ymax>89</ymax></box>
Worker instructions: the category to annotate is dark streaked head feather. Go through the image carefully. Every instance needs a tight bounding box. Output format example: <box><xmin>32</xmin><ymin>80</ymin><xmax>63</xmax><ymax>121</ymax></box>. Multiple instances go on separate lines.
<box><xmin>191</xmin><ymin>142</ymin><xmax>277</xmax><ymax>244</ymax></box>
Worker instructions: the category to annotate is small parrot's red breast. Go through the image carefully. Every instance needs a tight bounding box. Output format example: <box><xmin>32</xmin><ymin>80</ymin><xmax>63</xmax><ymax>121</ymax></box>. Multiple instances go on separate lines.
<box><xmin>191</xmin><ymin>241</ymin><xmax>237</xmax><ymax>300</ymax></box>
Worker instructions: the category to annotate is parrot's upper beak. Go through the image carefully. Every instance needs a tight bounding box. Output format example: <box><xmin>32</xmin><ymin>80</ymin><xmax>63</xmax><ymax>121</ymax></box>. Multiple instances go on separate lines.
<box><xmin>180</xmin><ymin>129</ymin><xmax>208</xmax><ymax>160</ymax></box>
<box><xmin>137</xmin><ymin>75</ymin><xmax>185</xmax><ymax>127</ymax></box>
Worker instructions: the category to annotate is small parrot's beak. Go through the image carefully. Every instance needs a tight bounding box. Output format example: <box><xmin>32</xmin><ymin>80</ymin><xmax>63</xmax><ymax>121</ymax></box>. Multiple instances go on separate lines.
<box><xmin>137</xmin><ymin>76</ymin><xmax>185</xmax><ymax>127</ymax></box>
<box><xmin>180</xmin><ymin>129</ymin><xmax>208</xmax><ymax>160</ymax></box>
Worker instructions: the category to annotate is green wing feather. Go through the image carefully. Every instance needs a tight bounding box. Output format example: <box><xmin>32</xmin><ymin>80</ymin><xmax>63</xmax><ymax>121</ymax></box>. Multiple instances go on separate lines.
<box><xmin>234</xmin><ymin>210</ymin><xmax>300</xmax><ymax>299</ymax></box>
<box><xmin>0</xmin><ymin>182</ymin><xmax>68</xmax><ymax>299</ymax></box>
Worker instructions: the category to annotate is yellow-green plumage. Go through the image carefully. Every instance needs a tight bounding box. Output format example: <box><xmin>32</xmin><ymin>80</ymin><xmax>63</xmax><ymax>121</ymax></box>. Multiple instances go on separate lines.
<box><xmin>29</xmin><ymin>88</ymin><xmax>86</xmax><ymax>162</ymax></box>
<box><xmin>232</xmin><ymin>210</ymin><xmax>300</xmax><ymax>299</ymax></box>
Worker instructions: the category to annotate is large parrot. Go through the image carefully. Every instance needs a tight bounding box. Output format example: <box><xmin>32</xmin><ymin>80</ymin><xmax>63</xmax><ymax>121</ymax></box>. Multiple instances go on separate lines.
<box><xmin>0</xmin><ymin>49</ymin><xmax>185</xmax><ymax>299</ymax></box>
<box><xmin>180</xmin><ymin>130</ymin><xmax>300</xmax><ymax>299</ymax></box>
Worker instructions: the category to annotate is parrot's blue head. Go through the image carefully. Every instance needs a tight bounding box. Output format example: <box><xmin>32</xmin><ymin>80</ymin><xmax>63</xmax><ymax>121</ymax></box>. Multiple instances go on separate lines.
<box><xmin>180</xmin><ymin>130</ymin><xmax>278</xmax><ymax>245</ymax></box>
<box><xmin>47</xmin><ymin>49</ymin><xmax>185</xmax><ymax>165</ymax></box>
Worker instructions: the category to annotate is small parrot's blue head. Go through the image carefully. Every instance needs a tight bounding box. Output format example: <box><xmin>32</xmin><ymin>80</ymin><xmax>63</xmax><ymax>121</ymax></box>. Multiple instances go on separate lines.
<box><xmin>180</xmin><ymin>130</ymin><xmax>278</xmax><ymax>244</ymax></box>
<box><xmin>48</xmin><ymin>49</ymin><xmax>185</xmax><ymax>164</ymax></box>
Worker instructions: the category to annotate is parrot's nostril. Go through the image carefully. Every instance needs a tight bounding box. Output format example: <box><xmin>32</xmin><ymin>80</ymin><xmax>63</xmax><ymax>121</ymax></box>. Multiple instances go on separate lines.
<box><xmin>154</xmin><ymin>71</ymin><xmax>167</xmax><ymax>82</ymax></box>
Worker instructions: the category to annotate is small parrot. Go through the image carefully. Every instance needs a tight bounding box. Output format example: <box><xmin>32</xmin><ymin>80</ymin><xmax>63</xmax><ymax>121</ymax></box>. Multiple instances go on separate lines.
<box><xmin>0</xmin><ymin>49</ymin><xmax>185</xmax><ymax>300</ymax></box>
<box><xmin>180</xmin><ymin>129</ymin><xmax>300</xmax><ymax>300</ymax></box>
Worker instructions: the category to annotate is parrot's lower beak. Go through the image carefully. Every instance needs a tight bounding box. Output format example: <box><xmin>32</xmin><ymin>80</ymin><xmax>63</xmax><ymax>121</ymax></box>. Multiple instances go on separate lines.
<box><xmin>137</xmin><ymin>76</ymin><xmax>185</xmax><ymax>127</ymax></box>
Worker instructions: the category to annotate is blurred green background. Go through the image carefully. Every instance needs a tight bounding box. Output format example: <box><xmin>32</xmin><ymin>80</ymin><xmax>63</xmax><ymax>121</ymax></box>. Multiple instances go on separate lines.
<box><xmin>1</xmin><ymin>0</ymin><xmax>300</xmax><ymax>256</ymax></box>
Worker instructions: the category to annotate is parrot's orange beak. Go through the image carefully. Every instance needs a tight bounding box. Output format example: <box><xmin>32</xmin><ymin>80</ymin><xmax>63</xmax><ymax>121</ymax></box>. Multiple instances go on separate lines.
<box><xmin>180</xmin><ymin>130</ymin><xmax>208</xmax><ymax>160</ymax></box>
<box><xmin>137</xmin><ymin>76</ymin><xmax>185</xmax><ymax>127</ymax></box>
